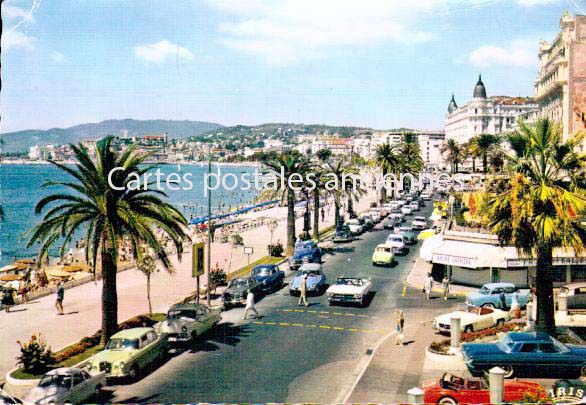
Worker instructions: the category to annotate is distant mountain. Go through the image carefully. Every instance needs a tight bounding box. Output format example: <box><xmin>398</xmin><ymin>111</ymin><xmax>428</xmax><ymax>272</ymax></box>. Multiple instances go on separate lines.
<box><xmin>0</xmin><ymin>119</ymin><xmax>223</xmax><ymax>153</ymax></box>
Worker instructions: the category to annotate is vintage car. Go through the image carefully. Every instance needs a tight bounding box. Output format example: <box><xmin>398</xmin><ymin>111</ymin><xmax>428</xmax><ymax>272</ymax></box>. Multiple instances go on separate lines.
<box><xmin>559</xmin><ymin>282</ymin><xmax>586</xmax><ymax>310</ymax></box>
<box><xmin>333</xmin><ymin>228</ymin><xmax>353</xmax><ymax>243</ymax></box>
<box><xmin>417</xmin><ymin>228</ymin><xmax>437</xmax><ymax>240</ymax></box>
<box><xmin>421</xmin><ymin>372</ymin><xmax>545</xmax><ymax>404</ymax></box>
<box><xmin>385</xmin><ymin>233</ymin><xmax>407</xmax><ymax>255</ymax></box>
<box><xmin>368</xmin><ymin>210</ymin><xmax>382</xmax><ymax>223</ymax></box>
<box><xmin>358</xmin><ymin>213</ymin><xmax>374</xmax><ymax>229</ymax></box>
<box><xmin>155</xmin><ymin>303</ymin><xmax>221</xmax><ymax>344</ymax></box>
<box><xmin>462</xmin><ymin>332</ymin><xmax>586</xmax><ymax>378</ymax></box>
<box><xmin>432</xmin><ymin>306</ymin><xmax>510</xmax><ymax>334</ymax></box>
<box><xmin>0</xmin><ymin>388</ymin><xmax>21</xmax><ymax>405</ymax></box>
<box><xmin>326</xmin><ymin>277</ymin><xmax>373</xmax><ymax>306</ymax></box>
<box><xmin>401</xmin><ymin>205</ymin><xmax>413</xmax><ymax>215</ymax></box>
<box><xmin>22</xmin><ymin>367</ymin><xmax>106</xmax><ymax>405</ymax></box>
<box><xmin>411</xmin><ymin>216</ymin><xmax>427</xmax><ymax>230</ymax></box>
<box><xmin>465</xmin><ymin>283</ymin><xmax>530</xmax><ymax>309</ymax></box>
<box><xmin>345</xmin><ymin>219</ymin><xmax>364</xmax><ymax>235</ymax></box>
<box><xmin>409</xmin><ymin>201</ymin><xmax>420</xmax><ymax>211</ymax></box>
<box><xmin>222</xmin><ymin>276</ymin><xmax>263</xmax><ymax>308</ymax></box>
<box><xmin>393</xmin><ymin>226</ymin><xmax>417</xmax><ymax>244</ymax></box>
<box><xmin>86</xmin><ymin>327</ymin><xmax>168</xmax><ymax>381</ymax></box>
<box><xmin>372</xmin><ymin>244</ymin><xmax>395</xmax><ymax>266</ymax></box>
<box><xmin>289</xmin><ymin>263</ymin><xmax>326</xmax><ymax>296</ymax></box>
<box><xmin>251</xmin><ymin>264</ymin><xmax>285</xmax><ymax>292</ymax></box>
<box><xmin>383</xmin><ymin>216</ymin><xmax>401</xmax><ymax>229</ymax></box>
<box><xmin>288</xmin><ymin>241</ymin><xmax>322</xmax><ymax>270</ymax></box>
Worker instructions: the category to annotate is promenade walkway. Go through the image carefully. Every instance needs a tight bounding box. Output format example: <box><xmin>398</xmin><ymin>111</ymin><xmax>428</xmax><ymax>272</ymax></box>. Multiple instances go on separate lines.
<box><xmin>0</xmin><ymin>193</ymin><xmax>376</xmax><ymax>378</ymax></box>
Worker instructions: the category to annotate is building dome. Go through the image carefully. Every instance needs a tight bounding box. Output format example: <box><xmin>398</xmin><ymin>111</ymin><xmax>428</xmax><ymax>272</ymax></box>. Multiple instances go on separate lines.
<box><xmin>473</xmin><ymin>74</ymin><xmax>487</xmax><ymax>99</ymax></box>
<box><xmin>447</xmin><ymin>94</ymin><xmax>458</xmax><ymax>113</ymax></box>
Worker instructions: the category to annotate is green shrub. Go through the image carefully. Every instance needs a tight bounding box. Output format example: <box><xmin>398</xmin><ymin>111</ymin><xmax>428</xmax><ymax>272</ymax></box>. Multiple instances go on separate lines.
<box><xmin>209</xmin><ymin>267</ymin><xmax>227</xmax><ymax>290</ymax></box>
<box><xmin>298</xmin><ymin>232</ymin><xmax>312</xmax><ymax>241</ymax></box>
<box><xmin>16</xmin><ymin>334</ymin><xmax>55</xmax><ymax>374</ymax></box>
<box><xmin>269</xmin><ymin>242</ymin><xmax>284</xmax><ymax>257</ymax></box>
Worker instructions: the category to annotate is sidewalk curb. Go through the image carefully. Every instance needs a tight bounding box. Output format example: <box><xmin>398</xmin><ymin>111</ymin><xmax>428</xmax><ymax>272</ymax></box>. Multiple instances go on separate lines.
<box><xmin>404</xmin><ymin>260</ymin><xmax>468</xmax><ymax>298</ymax></box>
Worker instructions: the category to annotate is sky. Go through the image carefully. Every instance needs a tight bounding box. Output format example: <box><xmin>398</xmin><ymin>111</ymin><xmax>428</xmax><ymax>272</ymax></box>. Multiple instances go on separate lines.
<box><xmin>1</xmin><ymin>0</ymin><xmax>585</xmax><ymax>133</ymax></box>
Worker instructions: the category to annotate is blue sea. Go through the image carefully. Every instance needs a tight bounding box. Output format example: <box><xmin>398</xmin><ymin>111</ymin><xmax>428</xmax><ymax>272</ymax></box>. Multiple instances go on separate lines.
<box><xmin>0</xmin><ymin>163</ymin><xmax>258</xmax><ymax>267</ymax></box>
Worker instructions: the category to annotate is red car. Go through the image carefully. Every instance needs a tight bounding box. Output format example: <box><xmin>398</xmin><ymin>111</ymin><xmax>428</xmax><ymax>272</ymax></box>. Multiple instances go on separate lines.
<box><xmin>422</xmin><ymin>372</ymin><xmax>545</xmax><ymax>404</ymax></box>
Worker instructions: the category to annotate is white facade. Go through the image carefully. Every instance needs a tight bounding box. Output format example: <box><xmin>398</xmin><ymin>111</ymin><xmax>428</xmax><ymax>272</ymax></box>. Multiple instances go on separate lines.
<box><xmin>445</xmin><ymin>75</ymin><xmax>539</xmax><ymax>144</ymax></box>
<box><xmin>29</xmin><ymin>145</ymin><xmax>42</xmax><ymax>160</ymax></box>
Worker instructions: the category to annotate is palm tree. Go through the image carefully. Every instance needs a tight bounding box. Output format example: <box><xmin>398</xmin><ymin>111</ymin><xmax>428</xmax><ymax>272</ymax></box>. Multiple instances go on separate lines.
<box><xmin>325</xmin><ymin>157</ymin><xmax>364</xmax><ymax>228</ymax></box>
<box><xmin>262</xmin><ymin>152</ymin><xmax>311</xmax><ymax>255</ymax></box>
<box><xmin>468</xmin><ymin>134</ymin><xmax>501</xmax><ymax>173</ymax></box>
<box><xmin>481</xmin><ymin>119</ymin><xmax>586</xmax><ymax>334</ymax></box>
<box><xmin>400</xmin><ymin>133</ymin><xmax>424</xmax><ymax>174</ymax></box>
<box><xmin>28</xmin><ymin>136</ymin><xmax>188</xmax><ymax>344</ymax></box>
<box><xmin>373</xmin><ymin>143</ymin><xmax>402</xmax><ymax>203</ymax></box>
<box><xmin>312</xmin><ymin>149</ymin><xmax>332</xmax><ymax>240</ymax></box>
<box><xmin>441</xmin><ymin>139</ymin><xmax>464</xmax><ymax>174</ymax></box>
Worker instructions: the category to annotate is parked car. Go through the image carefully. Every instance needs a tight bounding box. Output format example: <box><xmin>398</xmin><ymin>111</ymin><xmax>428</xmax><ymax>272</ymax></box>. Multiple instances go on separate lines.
<box><xmin>393</xmin><ymin>226</ymin><xmax>417</xmax><ymax>244</ymax></box>
<box><xmin>372</xmin><ymin>243</ymin><xmax>395</xmax><ymax>266</ymax></box>
<box><xmin>421</xmin><ymin>192</ymin><xmax>433</xmax><ymax>200</ymax></box>
<box><xmin>222</xmin><ymin>276</ymin><xmax>263</xmax><ymax>308</ymax></box>
<box><xmin>418</xmin><ymin>228</ymin><xmax>437</xmax><ymax>240</ymax></box>
<box><xmin>251</xmin><ymin>264</ymin><xmax>285</xmax><ymax>292</ymax></box>
<box><xmin>462</xmin><ymin>332</ymin><xmax>586</xmax><ymax>378</ymax></box>
<box><xmin>155</xmin><ymin>303</ymin><xmax>221</xmax><ymax>343</ymax></box>
<box><xmin>412</xmin><ymin>216</ymin><xmax>427</xmax><ymax>230</ymax></box>
<box><xmin>432</xmin><ymin>306</ymin><xmax>510</xmax><ymax>334</ymax></box>
<box><xmin>0</xmin><ymin>389</ymin><xmax>20</xmax><ymax>405</ymax></box>
<box><xmin>288</xmin><ymin>240</ymin><xmax>322</xmax><ymax>270</ymax></box>
<box><xmin>401</xmin><ymin>206</ymin><xmax>413</xmax><ymax>216</ymax></box>
<box><xmin>326</xmin><ymin>277</ymin><xmax>373</xmax><ymax>306</ymax></box>
<box><xmin>383</xmin><ymin>216</ymin><xmax>400</xmax><ymax>229</ymax></box>
<box><xmin>559</xmin><ymin>282</ymin><xmax>586</xmax><ymax>310</ymax></box>
<box><xmin>289</xmin><ymin>263</ymin><xmax>326</xmax><ymax>296</ymax></box>
<box><xmin>345</xmin><ymin>219</ymin><xmax>364</xmax><ymax>235</ymax></box>
<box><xmin>358</xmin><ymin>213</ymin><xmax>374</xmax><ymax>229</ymax></box>
<box><xmin>465</xmin><ymin>283</ymin><xmax>530</xmax><ymax>309</ymax></box>
<box><xmin>86</xmin><ymin>327</ymin><xmax>168</xmax><ymax>381</ymax></box>
<box><xmin>421</xmin><ymin>372</ymin><xmax>545</xmax><ymax>405</ymax></box>
<box><xmin>409</xmin><ymin>201</ymin><xmax>420</xmax><ymax>211</ymax></box>
<box><xmin>385</xmin><ymin>233</ymin><xmax>407</xmax><ymax>255</ymax></box>
<box><xmin>333</xmin><ymin>228</ymin><xmax>353</xmax><ymax>243</ymax></box>
<box><xmin>22</xmin><ymin>368</ymin><xmax>105</xmax><ymax>405</ymax></box>
<box><xmin>368</xmin><ymin>210</ymin><xmax>381</xmax><ymax>223</ymax></box>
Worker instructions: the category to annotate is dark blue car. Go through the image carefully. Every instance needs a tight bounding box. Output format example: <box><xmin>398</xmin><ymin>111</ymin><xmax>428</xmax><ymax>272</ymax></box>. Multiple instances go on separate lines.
<box><xmin>251</xmin><ymin>264</ymin><xmax>284</xmax><ymax>293</ymax></box>
<box><xmin>462</xmin><ymin>332</ymin><xmax>586</xmax><ymax>379</ymax></box>
<box><xmin>289</xmin><ymin>241</ymin><xmax>322</xmax><ymax>270</ymax></box>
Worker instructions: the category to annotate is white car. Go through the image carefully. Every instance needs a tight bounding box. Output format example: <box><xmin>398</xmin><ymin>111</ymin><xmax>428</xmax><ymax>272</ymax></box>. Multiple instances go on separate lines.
<box><xmin>421</xmin><ymin>192</ymin><xmax>433</xmax><ymax>200</ymax></box>
<box><xmin>385</xmin><ymin>233</ymin><xmax>407</xmax><ymax>254</ymax></box>
<box><xmin>369</xmin><ymin>210</ymin><xmax>381</xmax><ymax>222</ymax></box>
<box><xmin>345</xmin><ymin>219</ymin><xmax>363</xmax><ymax>235</ymax></box>
<box><xmin>22</xmin><ymin>368</ymin><xmax>106</xmax><ymax>405</ymax></box>
<box><xmin>401</xmin><ymin>206</ymin><xmax>413</xmax><ymax>215</ymax></box>
<box><xmin>432</xmin><ymin>306</ymin><xmax>510</xmax><ymax>334</ymax></box>
<box><xmin>326</xmin><ymin>277</ymin><xmax>373</xmax><ymax>307</ymax></box>
<box><xmin>409</xmin><ymin>202</ymin><xmax>420</xmax><ymax>211</ymax></box>
<box><xmin>412</xmin><ymin>216</ymin><xmax>427</xmax><ymax>230</ymax></box>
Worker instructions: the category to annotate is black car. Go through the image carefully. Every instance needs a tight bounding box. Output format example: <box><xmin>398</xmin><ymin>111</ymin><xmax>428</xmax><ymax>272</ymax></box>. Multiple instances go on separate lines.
<box><xmin>251</xmin><ymin>264</ymin><xmax>285</xmax><ymax>293</ymax></box>
<box><xmin>222</xmin><ymin>276</ymin><xmax>263</xmax><ymax>309</ymax></box>
<box><xmin>333</xmin><ymin>228</ymin><xmax>353</xmax><ymax>243</ymax></box>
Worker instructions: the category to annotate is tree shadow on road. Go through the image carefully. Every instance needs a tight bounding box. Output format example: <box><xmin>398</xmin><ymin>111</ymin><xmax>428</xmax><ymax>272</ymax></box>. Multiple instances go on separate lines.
<box><xmin>187</xmin><ymin>322</ymin><xmax>251</xmax><ymax>353</ymax></box>
<box><xmin>321</xmin><ymin>246</ymin><xmax>356</xmax><ymax>256</ymax></box>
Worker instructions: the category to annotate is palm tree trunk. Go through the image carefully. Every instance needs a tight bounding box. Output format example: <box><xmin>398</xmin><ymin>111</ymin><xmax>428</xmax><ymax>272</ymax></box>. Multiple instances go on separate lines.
<box><xmin>100</xmin><ymin>246</ymin><xmax>118</xmax><ymax>346</ymax></box>
<box><xmin>286</xmin><ymin>188</ymin><xmax>296</xmax><ymax>255</ymax></box>
<box><xmin>472</xmin><ymin>159</ymin><xmax>476</xmax><ymax>173</ymax></box>
<box><xmin>147</xmin><ymin>274</ymin><xmax>152</xmax><ymax>316</ymax></box>
<box><xmin>313</xmin><ymin>191</ymin><xmax>320</xmax><ymax>240</ymax></box>
<box><xmin>347</xmin><ymin>196</ymin><xmax>354</xmax><ymax>219</ymax></box>
<box><xmin>334</xmin><ymin>200</ymin><xmax>341</xmax><ymax>229</ymax></box>
<box><xmin>483</xmin><ymin>154</ymin><xmax>488</xmax><ymax>173</ymax></box>
<box><xmin>380</xmin><ymin>169</ymin><xmax>387</xmax><ymax>204</ymax></box>
<box><xmin>535</xmin><ymin>243</ymin><xmax>556</xmax><ymax>335</ymax></box>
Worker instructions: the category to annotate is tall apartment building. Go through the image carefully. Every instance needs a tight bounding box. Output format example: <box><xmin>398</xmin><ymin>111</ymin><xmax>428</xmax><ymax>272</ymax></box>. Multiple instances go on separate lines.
<box><xmin>535</xmin><ymin>13</ymin><xmax>586</xmax><ymax>145</ymax></box>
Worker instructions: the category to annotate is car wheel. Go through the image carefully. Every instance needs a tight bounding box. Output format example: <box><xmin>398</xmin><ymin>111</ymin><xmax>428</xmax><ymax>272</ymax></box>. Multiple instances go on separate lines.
<box><xmin>63</xmin><ymin>400</ymin><xmax>73</xmax><ymax>405</ymax></box>
<box><xmin>500</xmin><ymin>365</ymin><xmax>514</xmax><ymax>378</ymax></box>
<box><xmin>463</xmin><ymin>325</ymin><xmax>473</xmax><ymax>333</ymax></box>
<box><xmin>127</xmin><ymin>364</ymin><xmax>140</xmax><ymax>383</ymax></box>
<box><xmin>360</xmin><ymin>296</ymin><xmax>365</xmax><ymax>307</ymax></box>
<box><xmin>437</xmin><ymin>396</ymin><xmax>458</xmax><ymax>404</ymax></box>
<box><xmin>496</xmin><ymin>318</ymin><xmax>505</xmax><ymax>326</ymax></box>
<box><xmin>289</xmin><ymin>290</ymin><xmax>296</xmax><ymax>296</ymax></box>
<box><xmin>481</xmin><ymin>303</ymin><xmax>495</xmax><ymax>309</ymax></box>
<box><xmin>372</xmin><ymin>262</ymin><xmax>377</xmax><ymax>267</ymax></box>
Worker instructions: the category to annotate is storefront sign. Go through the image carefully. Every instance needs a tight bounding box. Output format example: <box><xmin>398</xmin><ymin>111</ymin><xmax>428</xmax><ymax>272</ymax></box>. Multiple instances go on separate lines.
<box><xmin>432</xmin><ymin>254</ymin><xmax>477</xmax><ymax>268</ymax></box>
<box><xmin>507</xmin><ymin>257</ymin><xmax>586</xmax><ymax>268</ymax></box>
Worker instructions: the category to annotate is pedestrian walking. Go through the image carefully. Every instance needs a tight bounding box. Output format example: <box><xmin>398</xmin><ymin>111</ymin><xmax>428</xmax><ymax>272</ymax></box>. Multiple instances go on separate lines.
<box><xmin>55</xmin><ymin>281</ymin><xmax>65</xmax><ymax>315</ymax></box>
<box><xmin>499</xmin><ymin>291</ymin><xmax>507</xmax><ymax>311</ymax></box>
<box><xmin>510</xmin><ymin>290</ymin><xmax>521</xmax><ymax>319</ymax></box>
<box><xmin>441</xmin><ymin>275</ymin><xmax>450</xmax><ymax>301</ymax></box>
<box><xmin>424</xmin><ymin>273</ymin><xmax>434</xmax><ymax>300</ymax></box>
<box><xmin>298</xmin><ymin>274</ymin><xmax>309</xmax><ymax>307</ymax></box>
<box><xmin>18</xmin><ymin>279</ymin><xmax>29</xmax><ymax>304</ymax></box>
<box><xmin>321</xmin><ymin>207</ymin><xmax>325</xmax><ymax>222</ymax></box>
<box><xmin>2</xmin><ymin>286</ymin><xmax>15</xmax><ymax>313</ymax></box>
<box><xmin>242</xmin><ymin>289</ymin><xmax>259</xmax><ymax>320</ymax></box>
<box><xmin>394</xmin><ymin>310</ymin><xmax>405</xmax><ymax>345</ymax></box>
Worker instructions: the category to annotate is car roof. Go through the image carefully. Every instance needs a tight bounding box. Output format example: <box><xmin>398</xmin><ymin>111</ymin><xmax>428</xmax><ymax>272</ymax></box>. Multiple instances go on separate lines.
<box><xmin>252</xmin><ymin>264</ymin><xmax>277</xmax><ymax>269</ymax></box>
<box><xmin>387</xmin><ymin>233</ymin><xmax>404</xmax><ymax>239</ymax></box>
<box><xmin>298</xmin><ymin>263</ymin><xmax>321</xmax><ymax>271</ymax></box>
<box><xmin>45</xmin><ymin>367</ymin><xmax>81</xmax><ymax>376</ymax></box>
<box><xmin>506</xmin><ymin>332</ymin><xmax>552</xmax><ymax>342</ymax></box>
<box><xmin>414</xmin><ymin>216</ymin><xmax>426</xmax><ymax>220</ymax></box>
<box><xmin>562</xmin><ymin>282</ymin><xmax>586</xmax><ymax>289</ymax></box>
<box><xmin>483</xmin><ymin>282</ymin><xmax>516</xmax><ymax>289</ymax></box>
<box><xmin>170</xmin><ymin>302</ymin><xmax>207</xmax><ymax>311</ymax></box>
<box><xmin>111</xmin><ymin>327</ymin><xmax>154</xmax><ymax>339</ymax></box>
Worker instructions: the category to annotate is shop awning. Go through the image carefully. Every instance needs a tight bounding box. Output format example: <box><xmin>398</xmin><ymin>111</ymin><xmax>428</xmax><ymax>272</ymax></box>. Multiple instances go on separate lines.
<box><xmin>431</xmin><ymin>240</ymin><xmax>509</xmax><ymax>269</ymax></box>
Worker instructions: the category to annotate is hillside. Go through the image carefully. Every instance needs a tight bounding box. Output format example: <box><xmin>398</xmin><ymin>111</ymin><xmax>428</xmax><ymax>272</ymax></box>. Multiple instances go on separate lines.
<box><xmin>0</xmin><ymin>119</ymin><xmax>223</xmax><ymax>153</ymax></box>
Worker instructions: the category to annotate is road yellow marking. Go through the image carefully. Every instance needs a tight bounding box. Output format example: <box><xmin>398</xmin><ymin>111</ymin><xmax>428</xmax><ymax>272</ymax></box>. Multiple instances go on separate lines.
<box><xmin>348</xmin><ymin>328</ymin><xmax>358</xmax><ymax>332</ymax></box>
<box><xmin>333</xmin><ymin>327</ymin><xmax>345</xmax><ymax>330</ymax></box>
<box><xmin>332</xmin><ymin>312</ymin><xmax>343</xmax><ymax>315</ymax></box>
<box><xmin>293</xmin><ymin>309</ymin><xmax>304</xmax><ymax>312</ymax></box>
<box><xmin>319</xmin><ymin>325</ymin><xmax>331</xmax><ymax>329</ymax></box>
<box><xmin>291</xmin><ymin>323</ymin><xmax>304</xmax><ymax>327</ymax></box>
<box><xmin>357</xmin><ymin>314</ymin><xmax>369</xmax><ymax>318</ymax></box>
<box><xmin>401</xmin><ymin>285</ymin><xmax>407</xmax><ymax>297</ymax></box>
<box><xmin>282</xmin><ymin>309</ymin><xmax>292</xmax><ymax>312</ymax></box>
<box><xmin>307</xmin><ymin>310</ymin><xmax>317</xmax><ymax>313</ymax></box>
<box><xmin>345</xmin><ymin>313</ymin><xmax>356</xmax><ymax>317</ymax></box>
<box><xmin>279</xmin><ymin>322</ymin><xmax>290</xmax><ymax>326</ymax></box>
<box><xmin>320</xmin><ymin>311</ymin><xmax>330</xmax><ymax>314</ymax></box>
<box><xmin>306</xmin><ymin>324</ymin><xmax>317</xmax><ymax>328</ymax></box>
<box><xmin>265</xmin><ymin>322</ymin><xmax>276</xmax><ymax>325</ymax></box>
<box><xmin>253</xmin><ymin>321</ymin><xmax>264</xmax><ymax>325</ymax></box>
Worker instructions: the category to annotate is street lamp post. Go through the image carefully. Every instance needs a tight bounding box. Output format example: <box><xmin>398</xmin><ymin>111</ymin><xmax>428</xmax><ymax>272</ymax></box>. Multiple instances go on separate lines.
<box><xmin>206</xmin><ymin>149</ymin><xmax>212</xmax><ymax>306</ymax></box>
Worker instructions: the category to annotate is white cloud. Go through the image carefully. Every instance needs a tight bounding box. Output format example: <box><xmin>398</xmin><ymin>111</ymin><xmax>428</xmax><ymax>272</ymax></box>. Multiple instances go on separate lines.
<box><xmin>1</xmin><ymin>30</ymin><xmax>36</xmax><ymax>51</ymax></box>
<box><xmin>134</xmin><ymin>40</ymin><xmax>194</xmax><ymax>63</ymax></box>
<box><xmin>516</xmin><ymin>0</ymin><xmax>558</xmax><ymax>6</ymax></box>
<box><xmin>469</xmin><ymin>39</ymin><xmax>536</xmax><ymax>68</ymax></box>
<box><xmin>206</xmin><ymin>0</ymin><xmax>439</xmax><ymax>65</ymax></box>
<box><xmin>2</xmin><ymin>4</ymin><xmax>36</xmax><ymax>22</ymax></box>
<box><xmin>50</xmin><ymin>51</ymin><xmax>67</xmax><ymax>63</ymax></box>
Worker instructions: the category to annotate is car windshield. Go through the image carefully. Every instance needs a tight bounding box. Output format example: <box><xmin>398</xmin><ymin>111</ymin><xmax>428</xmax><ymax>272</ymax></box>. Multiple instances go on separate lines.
<box><xmin>337</xmin><ymin>278</ymin><xmax>363</xmax><ymax>286</ymax></box>
<box><xmin>39</xmin><ymin>374</ymin><xmax>72</xmax><ymax>388</ymax></box>
<box><xmin>376</xmin><ymin>247</ymin><xmax>391</xmax><ymax>252</ymax></box>
<box><xmin>252</xmin><ymin>267</ymin><xmax>273</xmax><ymax>276</ymax></box>
<box><xmin>496</xmin><ymin>336</ymin><xmax>514</xmax><ymax>352</ymax></box>
<box><xmin>388</xmin><ymin>237</ymin><xmax>403</xmax><ymax>243</ymax></box>
<box><xmin>479</xmin><ymin>286</ymin><xmax>491</xmax><ymax>295</ymax></box>
<box><xmin>231</xmin><ymin>279</ymin><xmax>249</xmax><ymax>287</ymax></box>
<box><xmin>106</xmin><ymin>338</ymin><xmax>140</xmax><ymax>350</ymax></box>
<box><xmin>560</xmin><ymin>287</ymin><xmax>569</xmax><ymax>294</ymax></box>
<box><xmin>168</xmin><ymin>309</ymin><xmax>198</xmax><ymax>320</ymax></box>
<box><xmin>297</xmin><ymin>269</ymin><xmax>320</xmax><ymax>277</ymax></box>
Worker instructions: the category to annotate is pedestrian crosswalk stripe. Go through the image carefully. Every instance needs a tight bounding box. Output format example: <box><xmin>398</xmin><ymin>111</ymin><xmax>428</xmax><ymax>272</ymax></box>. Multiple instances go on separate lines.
<box><xmin>250</xmin><ymin>321</ymin><xmax>389</xmax><ymax>335</ymax></box>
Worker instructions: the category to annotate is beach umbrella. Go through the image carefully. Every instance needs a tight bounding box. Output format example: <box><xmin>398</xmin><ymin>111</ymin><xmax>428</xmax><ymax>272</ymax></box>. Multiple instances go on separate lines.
<box><xmin>16</xmin><ymin>259</ymin><xmax>36</xmax><ymax>265</ymax></box>
<box><xmin>14</xmin><ymin>263</ymin><xmax>28</xmax><ymax>271</ymax></box>
<box><xmin>46</xmin><ymin>269</ymin><xmax>72</xmax><ymax>278</ymax></box>
<box><xmin>63</xmin><ymin>264</ymin><xmax>85</xmax><ymax>272</ymax></box>
<box><xmin>0</xmin><ymin>274</ymin><xmax>22</xmax><ymax>282</ymax></box>
<box><xmin>0</xmin><ymin>264</ymin><xmax>18</xmax><ymax>273</ymax></box>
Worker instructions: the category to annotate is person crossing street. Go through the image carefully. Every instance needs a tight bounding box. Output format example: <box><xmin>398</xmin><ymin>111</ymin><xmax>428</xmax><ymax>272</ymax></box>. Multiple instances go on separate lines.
<box><xmin>298</xmin><ymin>274</ymin><xmax>309</xmax><ymax>307</ymax></box>
<box><xmin>242</xmin><ymin>289</ymin><xmax>259</xmax><ymax>320</ymax></box>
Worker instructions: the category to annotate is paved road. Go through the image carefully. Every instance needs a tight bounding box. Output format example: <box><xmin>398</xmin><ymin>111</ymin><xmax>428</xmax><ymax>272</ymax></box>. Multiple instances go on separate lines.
<box><xmin>108</xmin><ymin>203</ymin><xmax>458</xmax><ymax>403</ymax></box>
